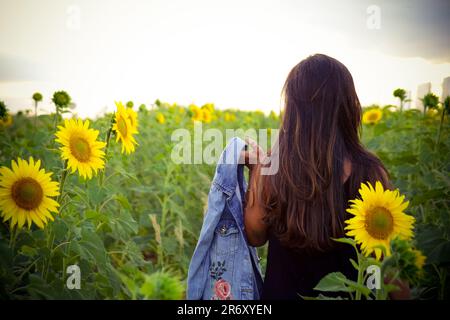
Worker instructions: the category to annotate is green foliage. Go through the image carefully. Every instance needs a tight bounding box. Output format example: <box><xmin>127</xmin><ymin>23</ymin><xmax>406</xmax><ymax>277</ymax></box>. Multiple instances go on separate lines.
<box><xmin>361</xmin><ymin>107</ymin><xmax>449</xmax><ymax>299</ymax></box>
<box><xmin>314</xmin><ymin>105</ymin><xmax>449</xmax><ymax>300</ymax></box>
<box><xmin>383</xmin><ymin>238</ymin><xmax>424</xmax><ymax>286</ymax></box>
<box><xmin>139</xmin><ymin>271</ymin><xmax>184</xmax><ymax>299</ymax></box>
<box><xmin>0</xmin><ymin>101</ymin><xmax>279</xmax><ymax>299</ymax></box>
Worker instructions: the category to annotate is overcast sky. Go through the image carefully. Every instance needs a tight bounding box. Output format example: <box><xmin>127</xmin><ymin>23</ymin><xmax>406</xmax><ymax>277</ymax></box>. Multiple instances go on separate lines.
<box><xmin>0</xmin><ymin>0</ymin><xmax>449</xmax><ymax>117</ymax></box>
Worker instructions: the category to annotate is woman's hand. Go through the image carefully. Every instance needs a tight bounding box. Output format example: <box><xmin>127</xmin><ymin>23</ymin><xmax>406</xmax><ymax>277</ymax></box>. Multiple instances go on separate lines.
<box><xmin>240</xmin><ymin>137</ymin><xmax>267</xmax><ymax>172</ymax></box>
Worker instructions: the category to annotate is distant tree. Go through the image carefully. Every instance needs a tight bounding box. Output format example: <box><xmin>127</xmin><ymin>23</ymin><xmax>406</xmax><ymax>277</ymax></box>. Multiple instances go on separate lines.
<box><xmin>421</xmin><ymin>92</ymin><xmax>439</xmax><ymax>116</ymax></box>
<box><xmin>393</xmin><ymin>88</ymin><xmax>409</xmax><ymax>112</ymax></box>
<box><xmin>0</xmin><ymin>100</ymin><xmax>12</xmax><ymax>127</ymax></box>
<box><xmin>436</xmin><ymin>96</ymin><xmax>450</xmax><ymax>146</ymax></box>
<box><xmin>444</xmin><ymin>96</ymin><xmax>450</xmax><ymax>114</ymax></box>
<box><xmin>32</xmin><ymin>92</ymin><xmax>43</xmax><ymax>127</ymax></box>
<box><xmin>0</xmin><ymin>100</ymin><xmax>8</xmax><ymax>120</ymax></box>
<box><xmin>126</xmin><ymin>101</ymin><xmax>134</xmax><ymax>108</ymax></box>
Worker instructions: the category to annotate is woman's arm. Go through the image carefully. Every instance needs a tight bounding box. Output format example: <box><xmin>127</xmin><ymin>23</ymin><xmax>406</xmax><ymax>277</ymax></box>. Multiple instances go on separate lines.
<box><xmin>242</xmin><ymin>138</ymin><xmax>269</xmax><ymax>247</ymax></box>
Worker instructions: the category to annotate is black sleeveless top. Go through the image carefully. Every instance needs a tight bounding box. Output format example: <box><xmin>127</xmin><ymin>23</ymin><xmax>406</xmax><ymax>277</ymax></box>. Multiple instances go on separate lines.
<box><xmin>261</xmin><ymin>233</ymin><xmax>356</xmax><ymax>299</ymax></box>
<box><xmin>261</xmin><ymin>180</ymin><xmax>357</xmax><ymax>300</ymax></box>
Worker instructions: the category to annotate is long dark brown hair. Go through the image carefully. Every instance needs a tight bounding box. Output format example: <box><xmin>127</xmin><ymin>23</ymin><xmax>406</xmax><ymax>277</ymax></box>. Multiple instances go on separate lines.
<box><xmin>260</xmin><ymin>54</ymin><xmax>391</xmax><ymax>251</ymax></box>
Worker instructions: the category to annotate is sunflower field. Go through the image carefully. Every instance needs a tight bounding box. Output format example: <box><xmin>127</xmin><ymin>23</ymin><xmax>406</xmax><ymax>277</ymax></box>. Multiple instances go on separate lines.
<box><xmin>0</xmin><ymin>94</ymin><xmax>449</xmax><ymax>300</ymax></box>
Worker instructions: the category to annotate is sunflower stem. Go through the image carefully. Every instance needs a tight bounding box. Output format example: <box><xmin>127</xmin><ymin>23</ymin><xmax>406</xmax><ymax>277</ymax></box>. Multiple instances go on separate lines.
<box><xmin>34</xmin><ymin>101</ymin><xmax>38</xmax><ymax>130</ymax></box>
<box><xmin>52</xmin><ymin>107</ymin><xmax>59</xmax><ymax>147</ymax></box>
<box><xmin>9</xmin><ymin>225</ymin><xmax>20</xmax><ymax>251</ymax></box>
<box><xmin>355</xmin><ymin>252</ymin><xmax>364</xmax><ymax>300</ymax></box>
<box><xmin>58</xmin><ymin>160</ymin><xmax>69</xmax><ymax>205</ymax></box>
<box><xmin>42</xmin><ymin>159</ymin><xmax>67</xmax><ymax>281</ymax></box>
<box><xmin>43</xmin><ymin>229</ymin><xmax>55</xmax><ymax>281</ymax></box>
<box><xmin>99</xmin><ymin>114</ymin><xmax>114</xmax><ymax>186</ymax></box>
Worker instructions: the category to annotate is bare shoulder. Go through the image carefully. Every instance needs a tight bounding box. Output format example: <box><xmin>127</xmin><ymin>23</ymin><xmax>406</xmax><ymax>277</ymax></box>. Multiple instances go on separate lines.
<box><xmin>375</xmin><ymin>164</ymin><xmax>392</xmax><ymax>189</ymax></box>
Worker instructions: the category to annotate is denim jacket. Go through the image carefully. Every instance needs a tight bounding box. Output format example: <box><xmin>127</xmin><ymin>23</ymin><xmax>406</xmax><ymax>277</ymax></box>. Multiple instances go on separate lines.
<box><xmin>187</xmin><ymin>137</ymin><xmax>263</xmax><ymax>300</ymax></box>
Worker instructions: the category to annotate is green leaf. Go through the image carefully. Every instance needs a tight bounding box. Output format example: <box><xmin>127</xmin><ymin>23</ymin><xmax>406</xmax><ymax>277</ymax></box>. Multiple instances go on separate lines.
<box><xmin>115</xmin><ymin>194</ymin><xmax>131</xmax><ymax>210</ymax></box>
<box><xmin>427</xmin><ymin>240</ymin><xmax>450</xmax><ymax>264</ymax></box>
<box><xmin>78</xmin><ymin>228</ymin><xmax>108</xmax><ymax>269</ymax></box>
<box><xmin>346</xmin><ymin>280</ymin><xmax>372</xmax><ymax>297</ymax></box>
<box><xmin>314</xmin><ymin>272</ymin><xmax>355</xmax><ymax>293</ymax></box>
<box><xmin>20</xmin><ymin>245</ymin><xmax>38</xmax><ymax>258</ymax></box>
<box><xmin>88</xmin><ymin>186</ymin><xmax>107</xmax><ymax>207</ymax></box>
<box><xmin>85</xmin><ymin>209</ymin><xmax>102</xmax><ymax>220</ymax></box>
<box><xmin>302</xmin><ymin>294</ymin><xmax>346</xmax><ymax>300</ymax></box>
<box><xmin>349</xmin><ymin>258</ymin><xmax>359</xmax><ymax>271</ymax></box>
<box><xmin>331</xmin><ymin>237</ymin><xmax>357</xmax><ymax>249</ymax></box>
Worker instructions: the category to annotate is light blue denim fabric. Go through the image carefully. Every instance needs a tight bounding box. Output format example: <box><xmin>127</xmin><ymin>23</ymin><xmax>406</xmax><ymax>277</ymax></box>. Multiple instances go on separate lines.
<box><xmin>187</xmin><ymin>137</ymin><xmax>263</xmax><ymax>300</ymax></box>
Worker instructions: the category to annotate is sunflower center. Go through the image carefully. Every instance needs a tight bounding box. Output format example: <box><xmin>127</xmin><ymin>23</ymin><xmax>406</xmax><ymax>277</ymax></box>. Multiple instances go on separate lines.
<box><xmin>365</xmin><ymin>206</ymin><xmax>394</xmax><ymax>240</ymax></box>
<box><xmin>11</xmin><ymin>177</ymin><xmax>43</xmax><ymax>210</ymax></box>
<box><xmin>368</xmin><ymin>112</ymin><xmax>379</xmax><ymax>121</ymax></box>
<box><xmin>117</xmin><ymin>117</ymin><xmax>128</xmax><ymax>136</ymax></box>
<box><xmin>70</xmin><ymin>136</ymin><xmax>91</xmax><ymax>162</ymax></box>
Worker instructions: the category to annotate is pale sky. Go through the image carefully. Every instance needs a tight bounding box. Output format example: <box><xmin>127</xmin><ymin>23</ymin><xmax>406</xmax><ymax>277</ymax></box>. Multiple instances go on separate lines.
<box><xmin>0</xmin><ymin>0</ymin><xmax>449</xmax><ymax>118</ymax></box>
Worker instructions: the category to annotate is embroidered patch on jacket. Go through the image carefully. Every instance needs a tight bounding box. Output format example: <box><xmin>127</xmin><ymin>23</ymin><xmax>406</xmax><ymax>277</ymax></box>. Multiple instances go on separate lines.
<box><xmin>209</xmin><ymin>260</ymin><xmax>233</xmax><ymax>300</ymax></box>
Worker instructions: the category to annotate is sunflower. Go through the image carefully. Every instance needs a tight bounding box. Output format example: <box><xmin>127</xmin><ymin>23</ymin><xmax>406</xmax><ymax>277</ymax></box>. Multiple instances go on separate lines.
<box><xmin>269</xmin><ymin>110</ymin><xmax>279</xmax><ymax>121</ymax></box>
<box><xmin>224</xmin><ymin>112</ymin><xmax>236</xmax><ymax>122</ymax></box>
<box><xmin>0</xmin><ymin>157</ymin><xmax>60</xmax><ymax>229</ymax></box>
<box><xmin>125</xmin><ymin>104</ymin><xmax>139</xmax><ymax>130</ymax></box>
<box><xmin>113</xmin><ymin>101</ymin><xmax>138</xmax><ymax>154</ymax></box>
<box><xmin>254</xmin><ymin>110</ymin><xmax>265</xmax><ymax>117</ymax></box>
<box><xmin>156</xmin><ymin>112</ymin><xmax>165</xmax><ymax>124</ymax></box>
<box><xmin>362</xmin><ymin>109</ymin><xmax>382</xmax><ymax>125</ymax></box>
<box><xmin>0</xmin><ymin>114</ymin><xmax>13</xmax><ymax>128</ymax></box>
<box><xmin>412</xmin><ymin>249</ymin><xmax>426</xmax><ymax>269</ymax></box>
<box><xmin>188</xmin><ymin>104</ymin><xmax>199</xmax><ymax>112</ymax></box>
<box><xmin>202</xmin><ymin>109</ymin><xmax>212</xmax><ymax>123</ymax></box>
<box><xmin>55</xmin><ymin>118</ymin><xmax>106</xmax><ymax>179</ymax></box>
<box><xmin>191</xmin><ymin>106</ymin><xmax>203</xmax><ymax>122</ymax></box>
<box><xmin>345</xmin><ymin>181</ymin><xmax>415</xmax><ymax>260</ymax></box>
<box><xmin>201</xmin><ymin>103</ymin><xmax>214</xmax><ymax>113</ymax></box>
